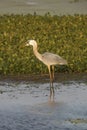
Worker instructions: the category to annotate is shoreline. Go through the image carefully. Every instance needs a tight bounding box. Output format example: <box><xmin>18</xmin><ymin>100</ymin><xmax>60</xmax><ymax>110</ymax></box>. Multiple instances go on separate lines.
<box><xmin>0</xmin><ymin>72</ymin><xmax>87</xmax><ymax>82</ymax></box>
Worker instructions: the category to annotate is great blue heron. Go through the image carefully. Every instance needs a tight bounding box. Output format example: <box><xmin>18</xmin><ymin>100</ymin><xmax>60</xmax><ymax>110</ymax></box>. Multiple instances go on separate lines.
<box><xmin>26</xmin><ymin>40</ymin><xmax>67</xmax><ymax>100</ymax></box>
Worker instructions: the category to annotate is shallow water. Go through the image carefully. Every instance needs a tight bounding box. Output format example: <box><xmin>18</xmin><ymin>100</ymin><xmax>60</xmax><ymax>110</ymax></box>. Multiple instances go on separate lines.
<box><xmin>0</xmin><ymin>0</ymin><xmax>87</xmax><ymax>15</ymax></box>
<box><xmin>0</xmin><ymin>74</ymin><xmax>87</xmax><ymax>130</ymax></box>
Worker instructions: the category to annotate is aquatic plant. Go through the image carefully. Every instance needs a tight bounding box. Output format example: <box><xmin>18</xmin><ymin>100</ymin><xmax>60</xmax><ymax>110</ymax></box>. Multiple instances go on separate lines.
<box><xmin>68</xmin><ymin>118</ymin><xmax>87</xmax><ymax>124</ymax></box>
<box><xmin>0</xmin><ymin>14</ymin><xmax>87</xmax><ymax>75</ymax></box>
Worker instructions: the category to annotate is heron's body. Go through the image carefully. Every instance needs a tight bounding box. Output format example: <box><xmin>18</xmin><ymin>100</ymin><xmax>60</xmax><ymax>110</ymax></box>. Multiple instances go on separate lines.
<box><xmin>26</xmin><ymin>40</ymin><xmax>67</xmax><ymax>100</ymax></box>
<box><xmin>42</xmin><ymin>52</ymin><xmax>67</xmax><ymax>66</ymax></box>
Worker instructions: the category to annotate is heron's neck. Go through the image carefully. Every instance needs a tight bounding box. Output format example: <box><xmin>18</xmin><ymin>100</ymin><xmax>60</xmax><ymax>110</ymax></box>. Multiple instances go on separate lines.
<box><xmin>33</xmin><ymin>46</ymin><xmax>42</xmax><ymax>61</ymax></box>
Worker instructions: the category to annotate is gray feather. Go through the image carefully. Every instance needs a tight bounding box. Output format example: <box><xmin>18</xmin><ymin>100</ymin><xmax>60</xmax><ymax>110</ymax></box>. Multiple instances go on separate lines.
<box><xmin>42</xmin><ymin>52</ymin><xmax>67</xmax><ymax>66</ymax></box>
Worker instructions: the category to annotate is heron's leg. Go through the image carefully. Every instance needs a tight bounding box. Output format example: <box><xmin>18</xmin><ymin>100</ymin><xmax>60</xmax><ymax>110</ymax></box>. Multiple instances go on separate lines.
<box><xmin>51</xmin><ymin>65</ymin><xmax>55</xmax><ymax>100</ymax></box>
<box><xmin>48</xmin><ymin>66</ymin><xmax>54</xmax><ymax>101</ymax></box>
<box><xmin>48</xmin><ymin>66</ymin><xmax>52</xmax><ymax>99</ymax></box>
<box><xmin>52</xmin><ymin>65</ymin><xmax>54</xmax><ymax>80</ymax></box>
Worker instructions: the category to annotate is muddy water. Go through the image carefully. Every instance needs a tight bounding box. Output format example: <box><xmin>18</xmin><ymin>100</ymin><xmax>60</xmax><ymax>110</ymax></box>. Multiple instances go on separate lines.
<box><xmin>0</xmin><ymin>0</ymin><xmax>87</xmax><ymax>15</ymax></box>
<box><xmin>0</xmin><ymin>74</ymin><xmax>87</xmax><ymax>130</ymax></box>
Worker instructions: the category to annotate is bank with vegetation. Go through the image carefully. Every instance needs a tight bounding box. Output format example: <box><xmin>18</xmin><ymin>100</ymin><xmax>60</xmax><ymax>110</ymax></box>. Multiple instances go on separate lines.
<box><xmin>0</xmin><ymin>14</ymin><xmax>87</xmax><ymax>75</ymax></box>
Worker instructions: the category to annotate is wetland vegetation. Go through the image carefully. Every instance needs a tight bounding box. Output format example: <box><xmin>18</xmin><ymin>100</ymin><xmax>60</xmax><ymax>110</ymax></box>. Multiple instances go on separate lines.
<box><xmin>0</xmin><ymin>14</ymin><xmax>87</xmax><ymax>75</ymax></box>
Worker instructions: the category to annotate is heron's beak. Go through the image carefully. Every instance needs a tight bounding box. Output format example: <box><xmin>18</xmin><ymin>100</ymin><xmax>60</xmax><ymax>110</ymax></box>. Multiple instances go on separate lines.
<box><xmin>25</xmin><ymin>41</ymin><xmax>30</xmax><ymax>46</ymax></box>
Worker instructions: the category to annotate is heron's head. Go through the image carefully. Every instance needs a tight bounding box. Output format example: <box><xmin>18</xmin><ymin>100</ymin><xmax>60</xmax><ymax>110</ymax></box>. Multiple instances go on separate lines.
<box><xmin>26</xmin><ymin>40</ymin><xmax>37</xmax><ymax>48</ymax></box>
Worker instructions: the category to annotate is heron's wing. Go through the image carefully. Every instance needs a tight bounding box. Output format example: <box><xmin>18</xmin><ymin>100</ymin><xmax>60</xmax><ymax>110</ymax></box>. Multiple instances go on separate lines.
<box><xmin>42</xmin><ymin>52</ymin><xmax>67</xmax><ymax>65</ymax></box>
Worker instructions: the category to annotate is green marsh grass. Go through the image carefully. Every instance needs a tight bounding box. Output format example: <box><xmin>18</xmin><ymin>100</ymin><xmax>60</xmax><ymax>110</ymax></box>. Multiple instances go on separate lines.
<box><xmin>0</xmin><ymin>14</ymin><xmax>87</xmax><ymax>75</ymax></box>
